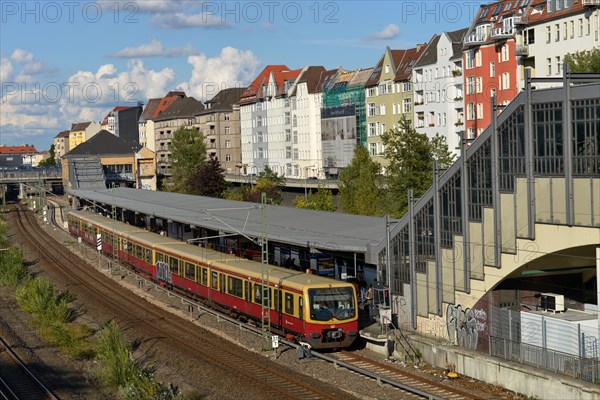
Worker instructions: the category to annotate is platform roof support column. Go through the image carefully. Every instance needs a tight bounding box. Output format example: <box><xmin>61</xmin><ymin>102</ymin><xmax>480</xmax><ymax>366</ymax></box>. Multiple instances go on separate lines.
<box><xmin>563</xmin><ymin>64</ymin><xmax>574</xmax><ymax>226</ymax></box>
<box><xmin>461</xmin><ymin>139</ymin><xmax>470</xmax><ymax>294</ymax></box>
<box><xmin>524</xmin><ymin>69</ymin><xmax>535</xmax><ymax>240</ymax></box>
<box><xmin>408</xmin><ymin>189</ymin><xmax>417</xmax><ymax>330</ymax></box>
<box><xmin>491</xmin><ymin>96</ymin><xmax>501</xmax><ymax>268</ymax></box>
<box><xmin>433</xmin><ymin>162</ymin><xmax>442</xmax><ymax>316</ymax></box>
<box><xmin>597</xmin><ymin>247</ymin><xmax>600</xmax><ymax>343</ymax></box>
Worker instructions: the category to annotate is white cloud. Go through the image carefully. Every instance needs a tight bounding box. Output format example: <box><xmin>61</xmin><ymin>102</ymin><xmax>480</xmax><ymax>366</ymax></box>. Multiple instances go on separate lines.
<box><xmin>151</xmin><ymin>12</ymin><xmax>230</xmax><ymax>29</ymax></box>
<box><xmin>365</xmin><ymin>24</ymin><xmax>401</xmax><ymax>40</ymax></box>
<box><xmin>0</xmin><ymin>58</ymin><xmax>13</xmax><ymax>82</ymax></box>
<box><xmin>111</xmin><ymin>39</ymin><xmax>196</xmax><ymax>58</ymax></box>
<box><xmin>180</xmin><ymin>47</ymin><xmax>261</xmax><ymax>100</ymax></box>
<box><xmin>11</xmin><ymin>49</ymin><xmax>34</xmax><ymax>64</ymax></box>
<box><xmin>105</xmin><ymin>0</ymin><xmax>195</xmax><ymax>13</ymax></box>
<box><xmin>1</xmin><ymin>57</ymin><xmax>176</xmax><ymax>146</ymax></box>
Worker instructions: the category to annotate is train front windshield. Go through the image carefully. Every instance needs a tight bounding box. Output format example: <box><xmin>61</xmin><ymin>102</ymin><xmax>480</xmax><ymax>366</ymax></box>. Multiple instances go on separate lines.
<box><xmin>309</xmin><ymin>287</ymin><xmax>356</xmax><ymax>322</ymax></box>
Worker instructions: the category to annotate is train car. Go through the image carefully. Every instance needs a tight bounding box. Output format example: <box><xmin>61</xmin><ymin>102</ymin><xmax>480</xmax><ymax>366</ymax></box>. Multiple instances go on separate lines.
<box><xmin>67</xmin><ymin>210</ymin><xmax>358</xmax><ymax>349</ymax></box>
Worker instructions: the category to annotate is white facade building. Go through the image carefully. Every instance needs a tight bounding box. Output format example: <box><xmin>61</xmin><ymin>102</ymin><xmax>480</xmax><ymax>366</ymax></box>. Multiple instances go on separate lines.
<box><xmin>413</xmin><ymin>28</ymin><xmax>468</xmax><ymax>157</ymax></box>
<box><xmin>515</xmin><ymin>0</ymin><xmax>600</xmax><ymax>88</ymax></box>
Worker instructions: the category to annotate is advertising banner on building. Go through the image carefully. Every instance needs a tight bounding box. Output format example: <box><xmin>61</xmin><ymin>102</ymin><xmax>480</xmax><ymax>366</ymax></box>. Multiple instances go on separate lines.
<box><xmin>321</xmin><ymin>105</ymin><xmax>357</xmax><ymax>176</ymax></box>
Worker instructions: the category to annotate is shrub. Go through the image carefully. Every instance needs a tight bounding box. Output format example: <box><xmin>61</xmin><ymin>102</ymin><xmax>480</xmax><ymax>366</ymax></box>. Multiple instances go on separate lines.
<box><xmin>96</xmin><ymin>320</ymin><xmax>136</xmax><ymax>387</ymax></box>
<box><xmin>15</xmin><ymin>277</ymin><xmax>74</xmax><ymax>325</ymax></box>
<box><xmin>0</xmin><ymin>247</ymin><xmax>27</xmax><ymax>287</ymax></box>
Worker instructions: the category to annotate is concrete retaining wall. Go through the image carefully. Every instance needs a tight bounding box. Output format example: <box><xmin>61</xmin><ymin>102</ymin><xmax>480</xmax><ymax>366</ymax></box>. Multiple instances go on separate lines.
<box><xmin>408</xmin><ymin>335</ymin><xmax>600</xmax><ymax>400</ymax></box>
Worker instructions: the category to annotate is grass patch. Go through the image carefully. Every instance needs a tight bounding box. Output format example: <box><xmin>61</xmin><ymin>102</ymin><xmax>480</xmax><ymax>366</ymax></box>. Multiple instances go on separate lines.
<box><xmin>96</xmin><ymin>320</ymin><xmax>183</xmax><ymax>399</ymax></box>
<box><xmin>0</xmin><ymin>247</ymin><xmax>27</xmax><ymax>288</ymax></box>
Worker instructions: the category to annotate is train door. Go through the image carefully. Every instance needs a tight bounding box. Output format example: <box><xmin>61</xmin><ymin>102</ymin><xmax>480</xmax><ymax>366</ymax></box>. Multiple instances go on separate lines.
<box><xmin>156</xmin><ymin>261</ymin><xmax>171</xmax><ymax>283</ymax></box>
<box><xmin>273</xmin><ymin>289</ymin><xmax>282</xmax><ymax>328</ymax></box>
<box><xmin>244</xmin><ymin>281</ymin><xmax>251</xmax><ymax>314</ymax></box>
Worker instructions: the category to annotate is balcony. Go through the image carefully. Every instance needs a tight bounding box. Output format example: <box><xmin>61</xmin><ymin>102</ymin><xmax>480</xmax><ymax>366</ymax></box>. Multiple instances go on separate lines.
<box><xmin>513</xmin><ymin>14</ymin><xmax>527</xmax><ymax>25</ymax></box>
<box><xmin>157</xmin><ymin>159</ymin><xmax>170</xmax><ymax>166</ymax></box>
<box><xmin>582</xmin><ymin>0</ymin><xmax>600</xmax><ymax>6</ymax></box>
<box><xmin>515</xmin><ymin>44</ymin><xmax>529</xmax><ymax>57</ymax></box>
<box><xmin>156</xmin><ymin>133</ymin><xmax>172</xmax><ymax>141</ymax></box>
<box><xmin>491</xmin><ymin>27</ymin><xmax>514</xmax><ymax>40</ymax></box>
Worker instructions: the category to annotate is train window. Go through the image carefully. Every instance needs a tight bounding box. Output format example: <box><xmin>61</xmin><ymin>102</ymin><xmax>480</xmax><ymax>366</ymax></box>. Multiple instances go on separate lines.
<box><xmin>169</xmin><ymin>257</ymin><xmax>179</xmax><ymax>275</ymax></box>
<box><xmin>211</xmin><ymin>271</ymin><xmax>218</xmax><ymax>290</ymax></box>
<box><xmin>184</xmin><ymin>262</ymin><xmax>195</xmax><ymax>280</ymax></box>
<box><xmin>284</xmin><ymin>293</ymin><xmax>294</xmax><ymax>315</ymax></box>
<box><xmin>244</xmin><ymin>281</ymin><xmax>251</xmax><ymax>302</ymax></box>
<box><xmin>253</xmin><ymin>284</ymin><xmax>271</xmax><ymax>308</ymax></box>
<box><xmin>274</xmin><ymin>289</ymin><xmax>281</xmax><ymax>311</ymax></box>
<box><xmin>156</xmin><ymin>252</ymin><xmax>164</xmax><ymax>263</ymax></box>
<box><xmin>145</xmin><ymin>249</ymin><xmax>152</xmax><ymax>264</ymax></box>
<box><xmin>127</xmin><ymin>242</ymin><xmax>133</xmax><ymax>255</ymax></box>
<box><xmin>227</xmin><ymin>276</ymin><xmax>243</xmax><ymax>297</ymax></box>
<box><xmin>219</xmin><ymin>274</ymin><xmax>225</xmax><ymax>293</ymax></box>
<box><xmin>135</xmin><ymin>245</ymin><xmax>143</xmax><ymax>260</ymax></box>
<box><xmin>201</xmin><ymin>268</ymin><xmax>208</xmax><ymax>286</ymax></box>
<box><xmin>299</xmin><ymin>296</ymin><xmax>303</xmax><ymax>320</ymax></box>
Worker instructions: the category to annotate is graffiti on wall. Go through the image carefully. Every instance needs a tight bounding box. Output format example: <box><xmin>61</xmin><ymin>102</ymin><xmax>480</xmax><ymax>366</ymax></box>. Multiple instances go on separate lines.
<box><xmin>446</xmin><ymin>304</ymin><xmax>487</xmax><ymax>350</ymax></box>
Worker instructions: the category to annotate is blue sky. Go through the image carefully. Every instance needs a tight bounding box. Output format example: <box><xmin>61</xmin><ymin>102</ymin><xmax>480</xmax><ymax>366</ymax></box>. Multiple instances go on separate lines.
<box><xmin>0</xmin><ymin>0</ymin><xmax>483</xmax><ymax>151</ymax></box>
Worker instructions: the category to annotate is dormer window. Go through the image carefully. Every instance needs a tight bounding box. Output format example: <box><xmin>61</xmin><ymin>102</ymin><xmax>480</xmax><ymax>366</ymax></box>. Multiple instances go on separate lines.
<box><xmin>385</xmin><ymin>65</ymin><xmax>390</xmax><ymax>73</ymax></box>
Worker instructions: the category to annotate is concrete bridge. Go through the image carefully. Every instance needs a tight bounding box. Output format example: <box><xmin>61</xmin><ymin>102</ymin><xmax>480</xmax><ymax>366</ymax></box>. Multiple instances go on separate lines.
<box><xmin>0</xmin><ymin>167</ymin><xmax>63</xmax><ymax>201</ymax></box>
<box><xmin>369</xmin><ymin>70</ymin><xmax>600</xmax><ymax>357</ymax></box>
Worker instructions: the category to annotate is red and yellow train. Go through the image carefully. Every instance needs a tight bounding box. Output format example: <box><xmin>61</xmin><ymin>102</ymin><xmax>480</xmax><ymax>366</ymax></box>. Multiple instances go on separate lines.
<box><xmin>67</xmin><ymin>210</ymin><xmax>358</xmax><ymax>349</ymax></box>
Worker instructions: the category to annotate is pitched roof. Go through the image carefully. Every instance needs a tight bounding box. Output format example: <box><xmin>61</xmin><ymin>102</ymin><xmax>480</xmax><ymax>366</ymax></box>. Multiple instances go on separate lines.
<box><xmin>447</xmin><ymin>28</ymin><xmax>469</xmax><ymax>59</ymax></box>
<box><xmin>153</xmin><ymin>97</ymin><xmax>204</xmax><ymax>122</ymax></box>
<box><xmin>55</xmin><ymin>130</ymin><xmax>70</xmax><ymax>139</ymax></box>
<box><xmin>522</xmin><ymin>0</ymin><xmax>593</xmax><ymax>25</ymax></box>
<box><xmin>316</xmin><ymin>68</ymin><xmax>342</xmax><ymax>92</ymax></box>
<box><xmin>71</xmin><ymin>121</ymin><xmax>92</xmax><ymax>132</ymax></box>
<box><xmin>139</xmin><ymin>98</ymin><xmax>161</xmax><ymax>122</ymax></box>
<box><xmin>0</xmin><ymin>145</ymin><xmax>38</xmax><ymax>154</ymax></box>
<box><xmin>365</xmin><ymin>47</ymin><xmax>406</xmax><ymax>87</ymax></box>
<box><xmin>465</xmin><ymin>0</ymin><xmax>532</xmax><ymax>47</ymax></box>
<box><xmin>197</xmin><ymin>87</ymin><xmax>246</xmax><ymax>115</ymax></box>
<box><xmin>64</xmin><ymin>130</ymin><xmax>141</xmax><ymax>157</ymax></box>
<box><xmin>293</xmin><ymin>66</ymin><xmax>327</xmax><ymax>95</ymax></box>
<box><xmin>394</xmin><ymin>43</ymin><xmax>429</xmax><ymax>81</ymax></box>
<box><xmin>240</xmin><ymin>65</ymin><xmax>296</xmax><ymax>104</ymax></box>
<box><xmin>153</xmin><ymin>91</ymin><xmax>187</xmax><ymax>119</ymax></box>
<box><xmin>101</xmin><ymin>106</ymin><xmax>135</xmax><ymax>125</ymax></box>
<box><xmin>414</xmin><ymin>35</ymin><xmax>440</xmax><ymax>67</ymax></box>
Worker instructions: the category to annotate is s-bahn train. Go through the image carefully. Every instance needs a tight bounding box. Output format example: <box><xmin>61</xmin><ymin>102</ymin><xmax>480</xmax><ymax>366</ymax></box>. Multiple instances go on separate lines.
<box><xmin>67</xmin><ymin>210</ymin><xmax>358</xmax><ymax>349</ymax></box>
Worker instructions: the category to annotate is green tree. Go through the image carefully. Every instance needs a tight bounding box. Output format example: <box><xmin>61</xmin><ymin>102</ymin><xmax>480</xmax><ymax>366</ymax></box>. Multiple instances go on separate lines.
<box><xmin>338</xmin><ymin>145</ymin><xmax>382</xmax><ymax>216</ymax></box>
<box><xmin>38</xmin><ymin>144</ymin><xmax>57</xmax><ymax>166</ymax></box>
<box><xmin>564</xmin><ymin>48</ymin><xmax>600</xmax><ymax>73</ymax></box>
<box><xmin>382</xmin><ymin>115</ymin><xmax>433</xmax><ymax>218</ymax></box>
<box><xmin>187</xmin><ymin>156</ymin><xmax>226</xmax><ymax>198</ymax></box>
<box><xmin>293</xmin><ymin>186</ymin><xmax>336</xmax><ymax>212</ymax></box>
<box><xmin>430</xmin><ymin>133</ymin><xmax>456</xmax><ymax>170</ymax></box>
<box><xmin>169</xmin><ymin>126</ymin><xmax>207</xmax><ymax>193</ymax></box>
<box><xmin>247</xmin><ymin>176</ymin><xmax>283</xmax><ymax>205</ymax></box>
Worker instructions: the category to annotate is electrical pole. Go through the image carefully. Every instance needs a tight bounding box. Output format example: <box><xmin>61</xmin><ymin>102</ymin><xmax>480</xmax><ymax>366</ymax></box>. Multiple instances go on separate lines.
<box><xmin>260</xmin><ymin>192</ymin><xmax>271</xmax><ymax>350</ymax></box>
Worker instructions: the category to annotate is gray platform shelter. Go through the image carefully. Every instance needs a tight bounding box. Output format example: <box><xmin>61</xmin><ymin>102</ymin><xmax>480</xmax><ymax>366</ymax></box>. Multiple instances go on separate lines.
<box><xmin>68</xmin><ymin>187</ymin><xmax>388</xmax><ymax>279</ymax></box>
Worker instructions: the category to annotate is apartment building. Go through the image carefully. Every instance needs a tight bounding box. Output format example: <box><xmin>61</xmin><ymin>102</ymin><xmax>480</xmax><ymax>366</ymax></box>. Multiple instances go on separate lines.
<box><xmin>413</xmin><ymin>28</ymin><xmax>468</xmax><ymax>156</ymax></box>
<box><xmin>53</xmin><ymin>130</ymin><xmax>70</xmax><ymax>160</ymax></box>
<box><xmin>195</xmin><ymin>88</ymin><xmax>245</xmax><ymax>174</ymax></box>
<box><xmin>69</xmin><ymin>121</ymin><xmax>101</xmax><ymax>150</ymax></box>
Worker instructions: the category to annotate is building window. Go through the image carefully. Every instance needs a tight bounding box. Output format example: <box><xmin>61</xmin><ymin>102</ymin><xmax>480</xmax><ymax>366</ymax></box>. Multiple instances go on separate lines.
<box><xmin>225</xmin><ymin>140</ymin><xmax>231</xmax><ymax>148</ymax></box>
<box><xmin>256</xmin><ymin>116</ymin><xmax>263</xmax><ymax>127</ymax></box>
<box><xmin>570</xmin><ymin>20</ymin><xmax>575</xmax><ymax>39</ymax></box>
<box><xmin>476</xmin><ymin>103</ymin><xmax>483</xmax><ymax>120</ymax></box>
<box><xmin>224</xmin><ymin>126</ymin><xmax>230</xmax><ymax>135</ymax></box>
<box><xmin>586</xmin><ymin>16</ymin><xmax>591</xmax><ymax>35</ymax></box>
<box><xmin>292</xmin><ymin>115</ymin><xmax>298</xmax><ymax>127</ymax></box>
<box><xmin>224</xmin><ymin>113</ymin><xmax>230</xmax><ymax>121</ymax></box>
<box><xmin>368</xmin><ymin>123</ymin><xmax>376</xmax><ymax>137</ymax></box>
<box><xmin>466</xmin><ymin>76</ymin><xmax>475</xmax><ymax>95</ymax></box>
<box><xmin>502</xmin><ymin>72</ymin><xmax>510</xmax><ymax>90</ymax></box>
<box><xmin>579</xmin><ymin>18</ymin><xmax>583</xmax><ymax>36</ymax></box>
<box><xmin>257</xmin><ymin>132</ymin><xmax>263</xmax><ymax>143</ymax></box>
<box><xmin>547</xmin><ymin>58</ymin><xmax>552</xmax><ymax>75</ymax></box>
<box><xmin>286</xmin><ymin>146</ymin><xmax>292</xmax><ymax>159</ymax></box>
<box><xmin>379</xmin><ymin>104</ymin><xmax>386</xmax><ymax>116</ymax></box>
<box><xmin>284</xmin><ymin>112</ymin><xmax>290</xmax><ymax>125</ymax></box>
<box><xmin>225</xmin><ymin>154</ymin><xmax>231</xmax><ymax>162</ymax></box>
<box><xmin>285</xmin><ymin>129</ymin><xmax>291</xmax><ymax>142</ymax></box>
<box><xmin>501</xmin><ymin>45</ymin><xmax>509</xmax><ymax>62</ymax></box>
<box><xmin>556</xmin><ymin>56</ymin><xmax>562</xmax><ymax>75</ymax></box>
<box><xmin>526</xmin><ymin>28</ymin><xmax>535</xmax><ymax>44</ymax></box>
<box><xmin>403</xmin><ymin>98</ymin><xmax>412</xmax><ymax>113</ymax></box>
<box><xmin>490</xmin><ymin>62</ymin><xmax>495</xmax><ymax>78</ymax></box>
<box><xmin>368</xmin><ymin>103</ymin><xmax>376</xmax><ymax>117</ymax></box>
<box><xmin>385</xmin><ymin>64</ymin><xmax>390</xmax><ymax>73</ymax></box>
<box><xmin>475</xmin><ymin>50</ymin><xmax>482</xmax><ymax>67</ymax></box>
<box><xmin>476</xmin><ymin>77</ymin><xmax>482</xmax><ymax>93</ymax></box>
<box><xmin>293</xmin><ymin>131</ymin><xmax>298</xmax><ymax>144</ymax></box>
<box><xmin>467</xmin><ymin>102</ymin><xmax>475</xmax><ymax>120</ymax></box>
<box><xmin>466</xmin><ymin>50</ymin><xmax>475</xmax><ymax>69</ymax></box>
<box><xmin>403</xmin><ymin>82</ymin><xmax>411</xmax><ymax>92</ymax></box>
<box><xmin>367</xmin><ymin>87</ymin><xmax>376</xmax><ymax>97</ymax></box>
<box><xmin>293</xmin><ymin>149</ymin><xmax>298</xmax><ymax>160</ymax></box>
<box><xmin>555</xmin><ymin>24</ymin><xmax>560</xmax><ymax>41</ymax></box>
<box><xmin>257</xmin><ymin>147</ymin><xmax>263</xmax><ymax>158</ymax></box>
<box><xmin>546</xmin><ymin>26</ymin><xmax>551</xmax><ymax>43</ymax></box>
<box><xmin>369</xmin><ymin>142</ymin><xmax>377</xmax><ymax>156</ymax></box>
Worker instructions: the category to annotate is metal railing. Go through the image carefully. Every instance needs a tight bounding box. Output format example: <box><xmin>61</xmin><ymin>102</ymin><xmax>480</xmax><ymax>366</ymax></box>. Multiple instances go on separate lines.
<box><xmin>490</xmin><ymin>336</ymin><xmax>600</xmax><ymax>382</ymax></box>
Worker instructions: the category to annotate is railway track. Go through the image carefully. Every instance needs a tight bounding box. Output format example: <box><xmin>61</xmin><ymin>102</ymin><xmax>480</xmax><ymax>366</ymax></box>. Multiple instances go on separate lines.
<box><xmin>335</xmin><ymin>351</ymin><xmax>481</xmax><ymax>400</ymax></box>
<box><xmin>11</xmin><ymin>203</ymin><xmax>352</xmax><ymax>400</ymax></box>
<box><xmin>0</xmin><ymin>336</ymin><xmax>57</xmax><ymax>400</ymax></box>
